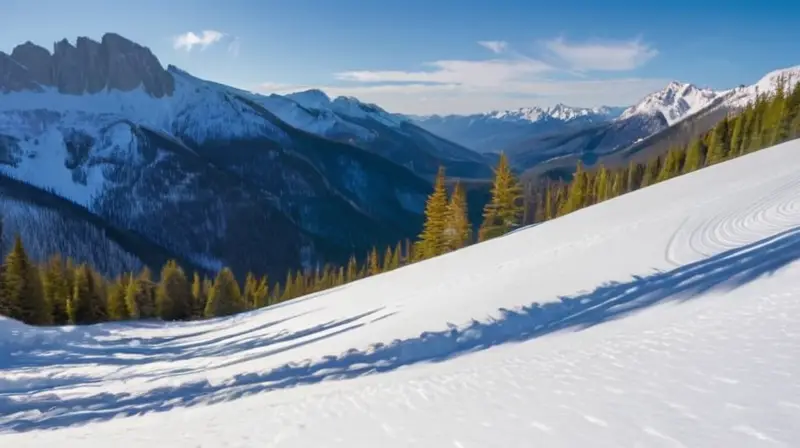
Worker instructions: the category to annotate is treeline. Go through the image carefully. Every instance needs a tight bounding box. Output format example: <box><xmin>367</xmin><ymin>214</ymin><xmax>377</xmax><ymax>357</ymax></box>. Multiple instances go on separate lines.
<box><xmin>2</xmin><ymin>77</ymin><xmax>798</xmax><ymax>327</ymax></box>
<box><xmin>0</xmin><ymin>153</ymin><xmax>525</xmax><ymax>326</ymax></box>
<box><xmin>0</xmin><ymin>234</ymin><xmax>421</xmax><ymax>326</ymax></box>
<box><xmin>525</xmin><ymin>77</ymin><xmax>800</xmax><ymax>222</ymax></box>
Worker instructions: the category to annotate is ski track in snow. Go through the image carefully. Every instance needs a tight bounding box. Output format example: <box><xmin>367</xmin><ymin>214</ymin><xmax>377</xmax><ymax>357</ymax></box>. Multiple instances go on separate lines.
<box><xmin>2</xmin><ymin>140</ymin><xmax>800</xmax><ymax>446</ymax></box>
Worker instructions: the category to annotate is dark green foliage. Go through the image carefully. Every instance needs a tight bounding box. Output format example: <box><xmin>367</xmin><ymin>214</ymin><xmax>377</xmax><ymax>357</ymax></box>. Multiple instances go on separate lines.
<box><xmin>479</xmin><ymin>152</ymin><xmax>523</xmax><ymax>241</ymax></box>
<box><xmin>190</xmin><ymin>273</ymin><xmax>209</xmax><ymax>318</ymax></box>
<box><xmin>68</xmin><ymin>264</ymin><xmax>106</xmax><ymax>325</ymax></box>
<box><xmin>415</xmin><ymin>166</ymin><xmax>450</xmax><ymax>258</ymax></box>
<box><xmin>204</xmin><ymin>268</ymin><xmax>245</xmax><ymax>318</ymax></box>
<box><xmin>106</xmin><ymin>275</ymin><xmax>129</xmax><ymax>321</ymax></box>
<box><xmin>155</xmin><ymin>260</ymin><xmax>193</xmax><ymax>321</ymax></box>
<box><xmin>243</xmin><ymin>273</ymin><xmax>269</xmax><ymax>309</ymax></box>
<box><xmin>41</xmin><ymin>255</ymin><xmax>70</xmax><ymax>325</ymax></box>
<box><xmin>0</xmin><ymin>236</ymin><xmax>50</xmax><ymax>325</ymax></box>
<box><xmin>445</xmin><ymin>182</ymin><xmax>472</xmax><ymax>250</ymax></box>
<box><xmin>522</xmin><ymin>83</ymin><xmax>800</xmax><ymax>227</ymax></box>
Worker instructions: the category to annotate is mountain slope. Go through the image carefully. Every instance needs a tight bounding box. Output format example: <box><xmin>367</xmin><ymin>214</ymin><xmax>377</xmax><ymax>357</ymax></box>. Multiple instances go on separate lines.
<box><xmin>0</xmin><ymin>172</ymin><xmax>199</xmax><ymax>277</ymax></box>
<box><xmin>507</xmin><ymin>65</ymin><xmax>800</xmax><ymax>178</ymax></box>
<box><xmin>412</xmin><ymin>104</ymin><xmax>625</xmax><ymax>154</ymax></box>
<box><xmin>239</xmin><ymin>87</ymin><xmax>493</xmax><ymax>179</ymax></box>
<box><xmin>0</xmin><ymin>33</ymin><xmax>433</xmax><ymax>277</ymax></box>
<box><xmin>3</xmin><ymin>138</ymin><xmax>800</xmax><ymax>446</ymax></box>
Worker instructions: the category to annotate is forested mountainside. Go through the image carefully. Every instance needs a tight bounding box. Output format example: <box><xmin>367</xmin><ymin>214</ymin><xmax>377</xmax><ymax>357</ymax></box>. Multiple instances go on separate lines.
<box><xmin>509</xmin><ymin>67</ymin><xmax>800</xmax><ymax>183</ymax></box>
<box><xmin>0</xmin><ymin>33</ymin><xmax>492</xmax><ymax>279</ymax></box>
<box><xmin>411</xmin><ymin>104</ymin><xmax>624</xmax><ymax>154</ymax></box>
<box><xmin>3</xmin><ymin>67</ymin><xmax>797</xmax><ymax>329</ymax></box>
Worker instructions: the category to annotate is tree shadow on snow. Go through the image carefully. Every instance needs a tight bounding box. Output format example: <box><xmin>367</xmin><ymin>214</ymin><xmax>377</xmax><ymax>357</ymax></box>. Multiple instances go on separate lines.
<box><xmin>3</xmin><ymin>226</ymin><xmax>800</xmax><ymax>432</ymax></box>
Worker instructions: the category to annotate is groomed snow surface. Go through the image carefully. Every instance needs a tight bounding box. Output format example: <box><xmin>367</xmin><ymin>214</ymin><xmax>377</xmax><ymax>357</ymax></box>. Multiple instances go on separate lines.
<box><xmin>3</xmin><ymin>140</ymin><xmax>800</xmax><ymax>447</ymax></box>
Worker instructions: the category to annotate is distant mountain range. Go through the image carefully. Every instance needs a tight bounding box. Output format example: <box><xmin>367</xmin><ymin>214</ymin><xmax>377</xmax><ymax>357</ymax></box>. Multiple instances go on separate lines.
<box><xmin>0</xmin><ymin>33</ymin><xmax>491</xmax><ymax>279</ymax></box>
<box><xmin>413</xmin><ymin>66</ymin><xmax>800</xmax><ymax>179</ymax></box>
<box><xmin>411</xmin><ymin>105</ymin><xmax>626</xmax><ymax>154</ymax></box>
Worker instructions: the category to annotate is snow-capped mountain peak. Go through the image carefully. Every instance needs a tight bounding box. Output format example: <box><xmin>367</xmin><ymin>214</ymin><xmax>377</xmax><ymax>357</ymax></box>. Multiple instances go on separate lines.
<box><xmin>485</xmin><ymin>103</ymin><xmax>621</xmax><ymax>123</ymax></box>
<box><xmin>619</xmin><ymin>80</ymin><xmax>721</xmax><ymax>126</ymax></box>
<box><xmin>725</xmin><ymin>65</ymin><xmax>800</xmax><ymax>108</ymax></box>
<box><xmin>285</xmin><ymin>89</ymin><xmax>332</xmax><ymax>109</ymax></box>
<box><xmin>622</xmin><ymin>65</ymin><xmax>800</xmax><ymax>127</ymax></box>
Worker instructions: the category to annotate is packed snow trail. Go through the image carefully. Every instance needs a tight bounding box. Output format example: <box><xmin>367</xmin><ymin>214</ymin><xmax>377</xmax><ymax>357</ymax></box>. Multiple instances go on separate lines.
<box><xmin>3</xmin><ymin>140</ymin><xmax>800</xmax><ymax>446</ymax></box>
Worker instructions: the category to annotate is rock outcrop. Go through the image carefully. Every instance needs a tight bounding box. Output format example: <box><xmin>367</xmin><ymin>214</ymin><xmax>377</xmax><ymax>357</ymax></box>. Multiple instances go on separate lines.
<box><xmin>0</xmin><ymin>33</ymin><xmax>174</xmax><ymax>97</ymax></box>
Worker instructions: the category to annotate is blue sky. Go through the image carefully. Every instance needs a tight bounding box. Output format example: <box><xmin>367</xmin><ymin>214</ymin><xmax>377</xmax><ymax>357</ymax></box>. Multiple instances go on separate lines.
<box><xmin>2</xmin><ymin>0</ymin><xmax>799</xmax><ymax>114</ymax></box>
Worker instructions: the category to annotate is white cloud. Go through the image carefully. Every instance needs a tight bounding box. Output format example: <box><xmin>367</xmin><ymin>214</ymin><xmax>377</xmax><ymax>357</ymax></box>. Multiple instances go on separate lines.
<box><xmin>173</xmin><ymin>30</ymin><xmax>226</xmax><ymax>51</ymax></box>
<box><xmin>543</xmin><ymin>37</ymin><xmax>658</xmax><ymax>71</ymax></box>
<box><xmin>255</xmin><ymin>77</ymin><xmax>669</xmax><ymax>115</ymax></box>
<box><xmin>335</xmin><ymin>58</ymin><xmax>553</xmax><ymax>87</ymax></box>
<box><xmin>227</xmin><ymin>37</ymin><xmax>241</xmax><ymax>57</ymax></box>
<box><xmin>478</xmin><ymin>40</ymin><xmax>508</xmax><ymax>54</ymax></box>
<box><xmin>256</xmin><ymin>37</ymin><xmax>664</xmax><ymax>114</ymax></box>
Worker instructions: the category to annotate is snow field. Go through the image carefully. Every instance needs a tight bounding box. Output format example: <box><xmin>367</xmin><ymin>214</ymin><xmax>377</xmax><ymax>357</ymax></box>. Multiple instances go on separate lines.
<box><xmin>2</xmin><ymin>139</ymin><xmax>800</xmax><ymax>446</ymax></box>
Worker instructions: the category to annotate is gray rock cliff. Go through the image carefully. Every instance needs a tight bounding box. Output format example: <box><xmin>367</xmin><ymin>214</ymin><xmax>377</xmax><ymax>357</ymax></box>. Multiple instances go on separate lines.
<box><xmin>0</xmin><ymin>33</ymin><xmax>174</xmax><ymax>97</ymax></box>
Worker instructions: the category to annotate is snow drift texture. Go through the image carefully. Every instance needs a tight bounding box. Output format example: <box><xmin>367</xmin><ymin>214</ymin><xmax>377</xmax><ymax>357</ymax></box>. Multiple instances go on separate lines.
<box><xmin>2</xmin><ymin>138</ymin><xmax>800</xmax><ymax>447</ymax></box>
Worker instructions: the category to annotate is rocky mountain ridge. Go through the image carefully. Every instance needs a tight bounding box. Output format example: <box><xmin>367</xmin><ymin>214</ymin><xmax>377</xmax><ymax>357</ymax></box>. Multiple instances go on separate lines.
<box><xmin>0</xmin><ymin>33</ymin><xmax>444</xmax><ymax>279</ymax></box>
<box><xmin>0</xmin><ymin>33</ymin><xmax>173</xmax><ymax>97</ymax></box>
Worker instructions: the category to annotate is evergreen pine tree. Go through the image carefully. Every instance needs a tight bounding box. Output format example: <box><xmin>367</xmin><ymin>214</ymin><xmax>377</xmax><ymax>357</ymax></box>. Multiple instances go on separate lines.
<box><xmin>0</xmin><ymin>235</ymin><xmax>49</xmax><ymax>325</ymax></box>
<box><xmin>728</xmin><ymin>113</ymin><xmax>746</xmax><ymax>157</ymax></box>
<box><xmin>106</xmin><ymin>275</ymin><xmax>129</xmax><ymax>321</ymax></box>
<box><xmin>640</xmin><ymin>158</ymin><xmax>660</xmax><ymax>187</ymax></box>
<box><xmin>124</xmin><ymin>273</ymin><xmax>140</xmax><ymax>319</ymax></box>
<box><xmin>593</xmin><ymin>165</ymin><xmax>610</xmax><ymax>203</ymax></box>
<box><xmin>281</xmin><ymin>270</ymin><xmax>295</xmax><ymax>301</ymax></box>
<box><xmin>706</xmin><ymin>116</ymin><xmax>731</xmax><ymax>165</ymax></box>
<box><xmin>479</xmin><ymin>152</ymin><xmax>523</xmax><ymax>241</ymax></box>
<box><xmin>657</xmin><ymin>148</ymin><xmax>682</xmax><ymax>182</ymax></box>
<box><xmin>683</xmin><ymin>139</ymin><xmax>705</xmax><ymax>173</ymax></box>
<box><xmin>41</xmin><ymin>254</ymin><xmax>69</xmax><ymax>325</ymax></box>
<box><xmin>124</xmin><ymin>268</ymin><xmax>155</xmax><ymax>319</ymax></box>
<box><xmin>444</xmin><ymin>181</ymin><xmax>472</xmax><ymax>250</ymax></box>
<box><xmin>190</xmin><ymin>273</ymin><xmax>208</xmax><ymax>318</ymax></box>
<box><xmin>416</xmin><ymin>166</ymin><xmax>449</xmax><ymax>258</ymax></box>
<box><xmin>292</xmin><ymin>270</ymin><xmax>306</xmax><ymax>297</ymax></box>
<box><xmin>252</xmin><ymin>275</ymin><xmax>269</xmax><ymax>308</ymax></box>
<box><xmin>346</xmin><ymin>255</ymin><xmax>358</xmax><ymax>283</ymax></box>
<box><xmin>204</xmin><ymin>268</ymin><xmax>244</xmax><ymax>317</ymax></box>
<box><xmin>68</xmin><ymin>264</ymin><xmax>106</xmax><ymax>324</ymax></box>
<box><xmin>335</xmin><ymin>266</ymin><xmax>345</xmax><ymax>286</ymax></box>
<box><xmin>137</xmin><ymin>267</ymin><xmax>156</xmax><ymax>318</ymax></box>
<box><xmin>625</xmin><ymin>160</ymin><xmax>639</xmax><ymax>192</ymax></box>
<box><xmin>269</xmin><ymin>281</ymin><xmax>282</xmax><ymax>305</ymax></box>
<box><xmin>368</xmin><ymin>247</ymin><xmax>381</xmax><ymax>276</ymax></box>
<box><xmin>156</xmin><ymin>260</ymin><xmax>192</xmax><ymax>321</ymax></box>
<box><xmin>242</xmin><ymin>272</ymin><xmax>258</xmax><ymax>309</ymax></box>
<box><xmin>559</xmin><ymin>161</ymin><xmax>588</xmax><ymax>215</ymax></box>
<box><xmin>610</xmin><ymin>171</ymin><xmax>624</xmax><ymax>198</ymax></box>
<box><xmin>382</xmin><ymin>246</ymin><xmax>394</xmax><ymax>272</ymax></box>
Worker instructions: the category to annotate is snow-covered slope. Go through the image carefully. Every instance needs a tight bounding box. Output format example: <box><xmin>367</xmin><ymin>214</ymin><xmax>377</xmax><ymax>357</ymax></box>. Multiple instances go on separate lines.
<box><xmin>248</xmin><ymin>87</ymin><xmax>492</xmax><ymax>178</ymax></box>
<box><xmin>413</xmin><ymin>104</ymin><xmax>624</xmax><ymax>153</ymax></box>
<box><xmin>4</xmin><ymin>138</ymin><xmax>800</xmax><ymax>446</ymax></box>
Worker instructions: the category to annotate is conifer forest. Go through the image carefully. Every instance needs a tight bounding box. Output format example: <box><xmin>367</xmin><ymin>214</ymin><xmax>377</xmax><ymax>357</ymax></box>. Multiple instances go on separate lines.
<box><xmin>2</xmin><ymin>78</ymin><xmax>799</xmax><ymax>327</ymax></box>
